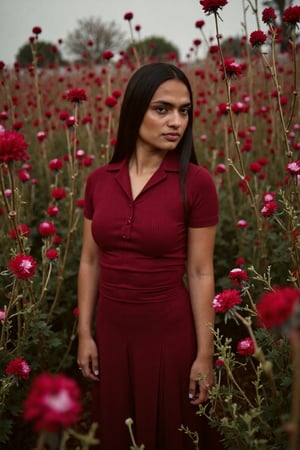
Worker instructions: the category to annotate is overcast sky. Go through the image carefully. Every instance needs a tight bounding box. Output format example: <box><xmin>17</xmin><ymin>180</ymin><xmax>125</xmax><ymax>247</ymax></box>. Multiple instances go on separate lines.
<box><xmin>1</xmin><ymin>0</ymin><xmax>263</xmax><ymax>65</ymax></box>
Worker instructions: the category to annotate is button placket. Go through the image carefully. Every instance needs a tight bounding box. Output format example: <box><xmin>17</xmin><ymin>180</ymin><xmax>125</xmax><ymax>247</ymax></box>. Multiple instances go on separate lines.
<box><xmin>122</xmin><ymin>202</ymin><xmax>134</xmax><ymax>240</ymax></box>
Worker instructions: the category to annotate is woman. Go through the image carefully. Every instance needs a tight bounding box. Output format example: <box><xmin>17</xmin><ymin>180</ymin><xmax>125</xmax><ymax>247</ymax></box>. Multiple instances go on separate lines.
<box><xmin>77</xmin><ymin>62</ymin><xmax>222</xmax><ymax>449</ymax></box>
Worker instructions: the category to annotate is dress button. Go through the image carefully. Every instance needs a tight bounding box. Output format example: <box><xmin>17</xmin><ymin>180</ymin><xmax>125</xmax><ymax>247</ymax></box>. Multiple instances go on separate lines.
<box><xmin>127</xmin><ymin>219</ymin><xmax>131</xmax><ymax>224</ymax></box>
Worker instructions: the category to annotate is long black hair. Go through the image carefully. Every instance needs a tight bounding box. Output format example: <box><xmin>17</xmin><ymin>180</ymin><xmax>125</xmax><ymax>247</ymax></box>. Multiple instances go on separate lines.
<box><xmin>110</xmin><ymin>63</ymin><xmax>198</xmax><ymax>201</ymax></box>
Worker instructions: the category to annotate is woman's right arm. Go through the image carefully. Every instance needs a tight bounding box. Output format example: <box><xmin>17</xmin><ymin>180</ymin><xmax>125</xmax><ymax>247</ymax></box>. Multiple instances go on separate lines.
<box><xmin>77</xmin><ymin>218</ymin><xmax>100</xmax><ymax>381</ymax></box>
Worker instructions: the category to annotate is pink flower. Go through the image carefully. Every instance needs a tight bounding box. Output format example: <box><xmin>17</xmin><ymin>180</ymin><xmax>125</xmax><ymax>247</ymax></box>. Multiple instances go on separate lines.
<box><xmin>283</xmin><ymin>6</ymin><xmax>300</xmax><ymax>26</ymax></box>
<box><xmin>51</xmin><ymin>188</ymin><xmax>67</xmax><ymax>200</ymax></box>
<box><xmin>0</xmin><ymin>130</ymin><xmax>29</xmax><ymax>163</ymax></box>
<box><xmin>23</xmin><ymin>373</ymin><xmax>82</xmax><ymax>432</ymax></box>
<box><xmin>262</xmin><ymin>192</ymin><xmax>275</xmax><ymax>203</ymax></box>
<box><xmin>8</xmin><ymin>253</ymin><xmax>37</xmax><ymax>279</ymax></box>
<box><xmin>0</xmin><ymin>309</ymin><xmax>6</xmax><ymax>321</ymax></box>
<box><xmin>249</xmin><ymin>30</ymin><xmax>267</xmax><ymax>47</ymax></box>
<box><xmin>9</xmin><ymin>224</ymin><xmax>30</xmax><ymax>240</ymax></box>
<box><xmin>47</xmin><ymin>205</ymin><xmax>59</xmax><ymax>217</ymax></box>
<box><xmin>64</xmin><ymin>88</ymin><xmax>87</xmax><ymax>103</ymax></box>
<box><xmin>237</xmin><ymin>338</ymin><xmax>255</xmax><ymax>356</ymax></box>
<box><xmin>38</xmin><ymin>221</ymin><xmax>56</xmax><ymax>237</ymax></box>
<box><xmin>262</xmin><ymin>7</ymin><xmax>277</xmax><ymax>24</ymax></box>
<box><xmin>261</xmin><ymin>201</ymin><xmax>279</xmax><ymax>217</ymax></box>
<box><xmin>200</xmin><ymin>0</ymin><xmax>228</xmax><ymax>15</ymax></box>
<box><xmin>256</xmin><ymin>286</ymin><xmax>300</xmax><ymax>329</ymax></box>
<box><xmin>212</xmin><ymin>289</ymin><xmax>243</xmax><ymax>313</ymax></box>
<box><xmin>5</xmin><ymin>358</ymin><xmax>31</xmax><ymax>380</ymax></box>
<box><xmin>237</xmin><ymin>219</ymin><xmax>248</xmax><ymax>229</ymax></box>
<box><xmin>286</xmin><ymin>161</ymin><xmax>300</xmax><ymax>175</ymax></box>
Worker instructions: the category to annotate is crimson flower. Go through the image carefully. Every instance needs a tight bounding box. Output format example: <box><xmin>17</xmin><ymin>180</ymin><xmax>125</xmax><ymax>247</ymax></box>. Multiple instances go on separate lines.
<box><xmin>45</xmin><ymin>249</ymin><xmax>59</xmax><ymax>260</ymax></box>
<box><xmin>112</xmin><ymin>89</ymin><xmax>122</xmax><ymax>99</ymax></box>
<box><xmin>237</xmin><ymin>338</ymin><xmax>255</xmax><ymax>356</ymax></box>
<box><xmin>32</xmin><ymin>26</ymin><xmax>42</xmax><ymax>35</ymax></box>
<box><xmin>249</xmin><ymin>162</ymin><xmax>262</xmax><ymax>173</ymax></box>
<box><xmin>261</xmin><ymin>201</ymin><xmax>279</xmax><ymax>217</ymax></box>
<box><xmin>220</xmin><ymin>58</ymin><xmax>243</xmax><ymax>79</ymax></box>
<box><xmin>195</xmin><ymin>20</ymin><xmax>205</xmax><ymax>28</ymax></box>
<box><xmin>23</xmin><ymin>373</ymin><xmax>82</xmax><ymax>432</ymax></box>
<box><xmin>256</xmin><ymin>286</ymin><xmax>300</xmax><ymax>329</ymax></box>
<box><xmin>38</xmin><ymin>221</ymin><xmax>56</xmax><ymax>237</ymax></box>
<box><xmin>49</xmin><ymin>158</ymin><xmax>63</xmax><ymax>171</ymax></box>
<box><xmin>51</xmin><ymin>187</ymin><xmax>67</xmax><ymax>200</ymax></box>
<box><xmin>215</xmin><ymin>357</ymin><xmax>225</xmax><ymax>368</ymax></box>
<box><xmin>102</xmin><ymin>50</ymin><xmax>114</xmax><ymax>60</ymax></box>
<box><xmin>9</xmin><ymin>224</ymin><xmax>30</xmax><ymax>240</ymax></box>
<box><xmin>5</xmin><ymin>358</ymin><xmax>31</xmax><ymax>380</ymax></box>
<box><xmin>229</xmin><ymin>268</ymin><xmax>248</xmax><ymax>286</ymax></box>
<box><xmin>262</xmin><ymin>192</ymin><xmax>275</xmax><ymax>203</ymax></box>
<box><xmin>212</xmin><ymin>289</ymin><xmax>243</xmax><ymax>313</ymax></box>
<box><xmin>262</xmin><ymin>7</ymin><xmax>277</xmax><ymax>24</ymax></box>
<box><xmin>237</xmin><ymin>219</ymin><xmax>248</xmax><ymax>229</ymax></box>
<box><xmin>200</xmin><ymin>0</ymin><xmax>228</xmax><ymax>15</ymax></box>
<box><xmin>47</xmin><ymin>205</ymin><xmax>59</xmax><ymax>217</ymax></box>
<box><xmin>105</xmin><ymin>96</ymin><xmax>118</xmax><ymax>108</ymax></box>
<box><xmin>216</xmin><ymin>102</ymin><xmax>228</xmax><ymax>116</ymax></box>
<box><xmin>64</xmin><ymin>88</ymin><xmax>87</xmax><ymax>103</ymax></box>
<box><xmin>124</xmin><ymin>12</ymin><xmax>133</xmax><ymax>20</ymax></box>
<box><xmin>0</xmin><ymin>130</ymin><xmax>29</xmax><ymax>163</ymax></box>
<box><xmin>283</xmin><ymin>6</ymin><xmax>300</xmax><ymax>26</ymax></box>
<box><xmin>250</xmin><ymin>30</ymin><xmax>267</xmax><ymax>47</ymax></box>
<box><xmin>8</xmin><ymin>253</ymin><xmax>37</xmax><ymax>279</ymax></box>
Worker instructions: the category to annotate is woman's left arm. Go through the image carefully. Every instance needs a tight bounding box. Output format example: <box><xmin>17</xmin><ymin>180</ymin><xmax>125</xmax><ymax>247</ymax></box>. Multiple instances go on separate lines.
<box><xmin>187</xmin><ymin>225</ymin><xmax>217</xmax><ymax>405</ymax></box>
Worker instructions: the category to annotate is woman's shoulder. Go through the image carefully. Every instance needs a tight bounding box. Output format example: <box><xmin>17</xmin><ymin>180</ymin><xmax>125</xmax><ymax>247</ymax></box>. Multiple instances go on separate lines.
<box><xmin>186</xmin><ymin>162</ymin><xmax>215</xmax><ymax>185</ymax></box>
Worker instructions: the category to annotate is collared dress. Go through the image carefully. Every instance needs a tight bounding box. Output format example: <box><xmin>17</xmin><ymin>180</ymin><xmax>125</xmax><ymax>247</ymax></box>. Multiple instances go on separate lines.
<box><xmin>84</xmin><ymin>151</ymin><xmax>221</xmax><ymax>450</ymax></box>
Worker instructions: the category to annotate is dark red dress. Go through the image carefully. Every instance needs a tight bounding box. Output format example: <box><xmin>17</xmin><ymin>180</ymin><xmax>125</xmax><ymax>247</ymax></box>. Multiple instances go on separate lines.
<box><xmin>84</xmin><ymin>152</ymin><xmax>221</xmax><ymax>449</ymax></box>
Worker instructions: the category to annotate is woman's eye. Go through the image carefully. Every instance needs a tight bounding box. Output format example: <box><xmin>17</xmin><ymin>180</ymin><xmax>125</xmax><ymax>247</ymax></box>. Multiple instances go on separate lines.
<box><xmin>156</xmin><ymin>106</ymin><xmax>167</xmax><ymax>114</ymax></box>
<box><xmin>180</xmin><ymin>108</ymin><xmax>190</xmax><ymax>115</ymax></box>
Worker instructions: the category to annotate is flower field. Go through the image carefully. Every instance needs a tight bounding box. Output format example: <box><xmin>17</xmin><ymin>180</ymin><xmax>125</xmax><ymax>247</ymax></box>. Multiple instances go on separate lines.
<box><xmin>0</xmin><ymin>1</ymin><xmax>299</xmax><ymax>449</ymax></box>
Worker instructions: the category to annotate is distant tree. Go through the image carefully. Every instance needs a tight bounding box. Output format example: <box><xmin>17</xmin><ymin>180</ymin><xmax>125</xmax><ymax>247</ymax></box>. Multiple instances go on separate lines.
<box><xmin>64</xmin><ymin>17</ymin><xmax>126</xmax><ymax>63</ymax></box>
<box><xmin>16</xmin><ymin>41</ymin><xmax>63</xmax><ymax>68</ymax></box>
<box><xmin>127</xmin><ymin>36</ymin><xmax>180</xmax><ymax>61</ymax></box>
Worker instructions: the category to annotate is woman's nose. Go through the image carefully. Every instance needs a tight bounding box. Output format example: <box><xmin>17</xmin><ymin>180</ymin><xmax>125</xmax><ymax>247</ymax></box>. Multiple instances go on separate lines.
<box><xmin>167</xmin><ymin>111</ymin><xmax>182</xmax><ymax>128</ymax></box>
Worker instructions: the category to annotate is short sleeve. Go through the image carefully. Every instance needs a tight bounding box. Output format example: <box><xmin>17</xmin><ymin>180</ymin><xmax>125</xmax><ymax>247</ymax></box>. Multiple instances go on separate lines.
<box><xmin>186</xmin><ymin>165</ymin><xmax>219</xmax><ymax>228</ymax></box>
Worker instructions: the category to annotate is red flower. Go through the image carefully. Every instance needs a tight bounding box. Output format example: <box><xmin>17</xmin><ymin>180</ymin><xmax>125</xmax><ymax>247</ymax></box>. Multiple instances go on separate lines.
<box><xmin>283</xmin><ymin>6</ymin><xmax>300</xmax><ymax>26</ymax></box>
<box><xmin>47</xmin><ymin>205</ymin><xmax>59</xmax><ymax>217</ymax></box>
<box><xmin>51</xmin><ymin>188</ymin><xmax>67</xmax><ymax>200</ymax></box>
<box><xmin>212</xmin><ymin>289</ymin><xmax>243</xmax><ymax>313</ymax></box>
<box><xmin>262</xmin><ymin>192</ymin><xmax>275</xmax><ymax>203</ymax></box>
<box><xmin>220</xmin><ymin>58</ymin><xmax>243</xmax><ymax>79</ymax></box>
<box><xmin>237</xmin><ymin>219</ymin><xmax>248</xmax><ymax>229</ymax></box>
<box><xmin>215</xmin><ymin>357</ymin><xmax>225</xmax><ymax>367</ymax></box>
<box><xmin>200</xmin><ymin>0</ymin><xmax>228</xmax><ymax>15</ymax></box>
<box><xmin>0</xmin><ymin>130</ymin><xmax>29</xmax><ymax>163</ymax></box>
<box><xmin>249</xmin><ymin>30</ymin><xmax>267</xmax><ymax>47</ymax></box>
<box><xmin>262</xmin><ymin>7</ymin><xmax>277</xmax><ymax>24</ymax></box>
<box><xmin>32</xmin><ymin>26</ymin><xmax>42</xmax><ymax>35</ymax></box>
<box><xmin>229</xmin><ymin>268</ymin><xmax>248</xmax><ymax>286</ymax></box>
<box><xmin>216</xmin><ymin>102</ymin><xmax>228</xmax><ymax>116</ymax></box>
<box><xmin>8</xmin><ymin>253</ymin><xmax>37</xmax><ymax>279</ymax></box>
<box><xmin>256</xmin><ymin>286</ymin><xmax>300</xmax><ymax>329</ymax></box>
<box><xmin>45</xmin><ymin>249</ymin><xmax>59</xmax><ymax>260</ymax></box>
<box><xmin>112</xmin><ymin>89</ymin><xmax>122</xmax><ymax>99</ymax></box>
<box><xmin>102</xmin><ymin>50</ymin><xmax>114</xmax><ymax>60</ymax></box>
<box><xmin>23</xmin><ymin>373</ymin><xmax>82</xmax><ymax>432</ymax></box>
<box><xmin>49</xmin><ymin>158</ymin><xmax>63</xmax><ymax>171</ymax></box>
<box><xmin>9</xmin><ymin>224</ymin><xmax>30</xmax><ymax>240</ymax></box>
<box><xmin>124</xmin><ymin>12</ymin><xmax>133</xmax><ymax>21</ymax></box>
<box><xmin>195</xmin><ymin>20</ymin><xmax>205</xmax><ymax>28</ymax></box>
<box><xmin>249</xmin><ymin>162</ymin><xmax>262</xmax><ymax>173</ymax></box>
<box><xmin>237</xmin><ymin>338</ymin><xmax>255</xmax><ymax>356</ymax></box>
<box><xmin>64</xmin><ymin>88</ymin><xmax>87</xmax><ymax>103</ymax></box>
<box><xmin>105</xmin><ymin>96</ymin><xmax>118</xmax><ymax>108</ymax></box>
<box><xmin>38</xmin><ymin>221</ymin><xmax>56</xmax><ymax>237</ymax></box>
<box><xmin>261</xmin><ymin>201</ymin><xmax>279</xmax><ymax>217</ymax></box>
<box><xmin>5</xmin><ymin>358</ymin><xmax>31</xmax><ymax>380</ymax></box>
<box><xmin>76</xmin><ymin>198</ymin><xmax>85</xmax><ymax>208</ymax></box>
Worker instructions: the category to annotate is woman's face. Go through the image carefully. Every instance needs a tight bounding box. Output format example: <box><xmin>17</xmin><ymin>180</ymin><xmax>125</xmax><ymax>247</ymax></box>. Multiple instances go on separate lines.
<box><xmin>137</xmin><ymin>79</ymin><xmax>191</xmax><ymax>154</ymax></box>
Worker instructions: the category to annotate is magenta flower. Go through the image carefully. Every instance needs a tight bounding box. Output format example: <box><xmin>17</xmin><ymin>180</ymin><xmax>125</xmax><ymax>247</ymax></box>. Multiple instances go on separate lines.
<box><xmin>229</xmin><ymin>268</ymin><xmax>248</xmax><ymax>286</ymax></box>
<box><xmin>212</xmin><ymin>289</ymin><xmax>243</xmax><ymax>313</ymax></box>
<box><xmin>5</xmin><ymin>358</ymin><xmax>31</xmax><ymax>380</ymax></box>
<box><xmin>47</xmin><ymin>205</ymin><xmax>59</xmax><ymax>217</ymax></box>
<box><xmin>262</xmin><ymin>192</ymin><xmax>276</xmax><ymax>203</ymax></box>
<box><xmin>237</xmin><ymin>219</ymin><xmax>248</xmax><ymax>229</ymax></box>
<box><xmin>9</xmin><ymin>224</ymin><xmax>30</xmax><ymax>240</ymax></box>
<box><xmin>220</xmin><ymin>58</ymin><xmax>243</xmax><ymax>79</ymax></box>
<box><xmin>256</xmin><ymin>286</ymin><xmax>300</xmax><ymax>329</ymax></box>
<box><xmin>0</xmin><ymin>130</ymin><xmax>29</xmax><ymax>163</ymax></box>
<box><xmin>215</xmin><ymin>357</ymin><xmax>225</xmax><ymax>368</ymax></box>
<box><xmin>45</xmin><ymin>249</ymin><xmax>59</xmax><ymax>260</ymax></box>
<box><xmin>51</xmin><ymin>188</ymin><xmax>67</xmax><ymax>200</ymax></box>
<box><xmin>200</xmin><ymin>0</ymin><xmax>228</xmax><ymax>15</ymax></box>
<box><xmin>49</xmin><ymin>158</ymin><xmax>63</xmax><ymax>171</ymax></box>
<box><xmin>261</xmin><ymin>201</ymin><xmax>279</xmax><ymax>217</ymax></box>
<box><xmin>0</xmin><ymin>309</ymin><xmax>6</xmax><ymax>321</ymax></box>
<box><xmin>8</xmin><ymin>253</ymin><xmax>37</xmax><ymax>279</ymax></box>
<box><xmin>23</xmin><ymin>373</ymin><xmax>82</xmax><ymax>432</ymax></box>
<box><xmin>237</xmin><ymin>338</ymin><xmax>255</xmax><ymax>356</ymax></box>
<box><xmin>286</xmin><ymin>161</ymin><xmax>300</xmax><ymax>176</ymax></box>
<box><xmin>249</xmin><ymin>30</ymin><xmax>267</xmax><ymax>47</ymax></box>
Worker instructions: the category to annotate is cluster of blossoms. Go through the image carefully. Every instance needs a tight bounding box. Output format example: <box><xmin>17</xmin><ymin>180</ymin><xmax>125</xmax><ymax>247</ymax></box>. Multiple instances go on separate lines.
<box><xmin>23</xmin><ymin>373</ymin><xmax>82</xmax><ymax>432</ymax></box>
<box><xmin>261</xmin><ymin>191</ymin><xmax>279</xmax><ymax>218</ymax></box>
